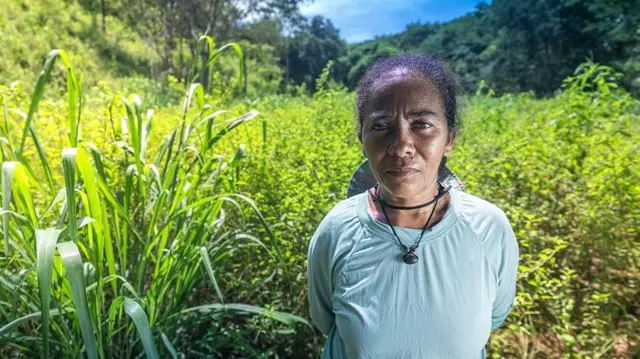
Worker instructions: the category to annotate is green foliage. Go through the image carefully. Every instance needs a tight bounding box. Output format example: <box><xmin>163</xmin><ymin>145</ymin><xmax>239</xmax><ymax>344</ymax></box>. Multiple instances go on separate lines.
<box><xmin>218</xmin><ymin>61</ymin><xmax>639</xmax><ymax>357</ymax></box>
<box><xmin>284</xmin><ymin>16</ymin><xmax>349</xmax><ymax>91</ymax></box>
<box><xmin>457</xmin><ymin>62</ymin><xmax>639</xmax><ymax>358</ymax></box>
<box><xmin>216</xmin><ymin>40</ymin><xmax>284</xmax><ymax>98</ymax></box>
<box><xmin>0</xmin><ymin>5</ymin><xmax>639</xmax><ymax>354</ymax></box>
<box><xmin>0</xmin><ymin>45</ymin><xmax>308</xmax><ymax>358</ymax></box>
<box><xmin>4</xmin><ymin>0</ymin><xmax>638</xmax><ymax>99</ymax></box>
<box><xmin>343</xmin><ymin>0</ymin><xmax>640</xmax><ymax>96</ymax></box>
<box><xmin>0</xmin><ymin>0</ymin><xmax>161</xmax><ymax>87</ymax></box>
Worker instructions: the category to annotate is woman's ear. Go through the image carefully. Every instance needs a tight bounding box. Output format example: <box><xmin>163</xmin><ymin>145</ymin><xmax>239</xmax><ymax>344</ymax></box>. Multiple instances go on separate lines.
<box><xmin>358</xmin><ymin>129</ymin><xmax>366</xmax><ymax>157</ymax></box>
<box><xmin>444</xmin><ymin>131</ymin><xmax>457</xmax><ymax>157</ymax></box>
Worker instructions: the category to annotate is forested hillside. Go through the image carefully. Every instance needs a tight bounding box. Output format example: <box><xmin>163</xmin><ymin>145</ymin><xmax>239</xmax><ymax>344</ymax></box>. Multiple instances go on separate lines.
<box><xmin>3</xmin><ymin>0</ymin><xmax>638</xmax><ymax>97</ymax></box>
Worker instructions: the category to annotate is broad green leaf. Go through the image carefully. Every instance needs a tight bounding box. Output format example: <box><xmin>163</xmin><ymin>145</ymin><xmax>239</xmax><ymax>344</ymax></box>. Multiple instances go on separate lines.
<box><xmin>123</xmin><ymin>297</ymin><xmax>159</xmax><ymax>359</ymax></box>
<box><xmin>35</xmin><ymin>228</ymin><xmax>63</xmax><ymax>358</ymax></box>
<box><xmin>183</xmin><ymin>83</ymin><xmax>204</xmax><ymax>115</ymax></box>
<box><xmin>57</xmin><ymin>241</ymin><xmax>98</xmax><ymax>359</ymax></box>
<box><xmin>10</xmin><ymin>161</ymin><xmax>37</xmax><ymax>227</ymax></box>
<box><xmin>76</xmin><ymin>147</ymin><xmax>117</xmax><ymax>294</ymax></box>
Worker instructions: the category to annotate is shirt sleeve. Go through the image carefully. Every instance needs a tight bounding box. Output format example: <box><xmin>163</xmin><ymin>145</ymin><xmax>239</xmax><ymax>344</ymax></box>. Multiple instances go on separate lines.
<box><xmin>307</xmin><ymin>215</ymin><xmax>335</xmax><ymax>335</ymax></box>
<box><xmin>488</xmin><ymin>211</ymin><xmax>520</xmax><ymax>330</ymax></box>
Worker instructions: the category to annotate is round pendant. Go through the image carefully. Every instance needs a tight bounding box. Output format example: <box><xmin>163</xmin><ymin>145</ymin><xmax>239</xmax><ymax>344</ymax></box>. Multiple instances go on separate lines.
<box><xmin>402</xmin><ymin>251</ymin><xmax>419</xmax><ymax>265</ymax></box>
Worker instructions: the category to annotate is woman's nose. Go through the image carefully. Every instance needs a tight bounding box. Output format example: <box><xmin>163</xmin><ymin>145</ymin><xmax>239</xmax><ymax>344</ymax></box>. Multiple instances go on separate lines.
<box><xmin>387</xmin><ymin>124</ymin><xmax>415</xmax><ymax>157</ymax></box>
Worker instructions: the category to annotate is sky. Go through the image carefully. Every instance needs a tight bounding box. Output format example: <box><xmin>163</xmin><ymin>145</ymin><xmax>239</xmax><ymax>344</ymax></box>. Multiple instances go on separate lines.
<box><xmin>300</xmin><ymin>0</ymin><xmax>486</xmax><ymax>43</ymax></box>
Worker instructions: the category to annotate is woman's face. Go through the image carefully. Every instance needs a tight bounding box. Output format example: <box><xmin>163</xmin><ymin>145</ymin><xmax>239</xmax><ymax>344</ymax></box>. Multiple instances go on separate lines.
<box><xmin>360</xmin><ymin>68</ymin><xmax>455</xmax><ymax>201</ymax></box>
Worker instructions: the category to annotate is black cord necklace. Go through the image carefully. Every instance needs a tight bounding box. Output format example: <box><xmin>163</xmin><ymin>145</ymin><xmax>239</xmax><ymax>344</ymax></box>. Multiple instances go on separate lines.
<box><xmin>372</xmin><ymin>183</ymin><xmax>450</xmax><ymax>264</ymax></box>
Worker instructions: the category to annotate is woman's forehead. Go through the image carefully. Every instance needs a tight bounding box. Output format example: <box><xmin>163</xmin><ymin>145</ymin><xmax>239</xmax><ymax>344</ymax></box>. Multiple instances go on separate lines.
<box><xmin>367</xmin><ymin>69</ymin><xmax>442</xmax><ymax>109</ymax></box>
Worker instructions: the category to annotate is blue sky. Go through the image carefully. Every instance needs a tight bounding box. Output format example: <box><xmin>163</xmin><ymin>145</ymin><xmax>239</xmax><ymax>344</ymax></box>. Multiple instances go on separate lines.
<box><xmin>300</xmin><ymin>0</ymin><xmax>486</xmax><ymax>43</ymax></box>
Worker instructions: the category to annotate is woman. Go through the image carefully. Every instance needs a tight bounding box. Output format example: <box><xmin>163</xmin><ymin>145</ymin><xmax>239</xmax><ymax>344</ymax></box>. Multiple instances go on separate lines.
<box><xmin>307</xmin><ymin>54</ymin><xmax>519</xmax><ymax>358</ymax></box>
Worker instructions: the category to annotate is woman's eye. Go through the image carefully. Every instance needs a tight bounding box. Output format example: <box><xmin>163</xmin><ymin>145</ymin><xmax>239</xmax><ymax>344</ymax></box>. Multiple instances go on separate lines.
<box><xmin>372</xmin><ymin>124</ymin><xmax>388</xmax><ymax>131</ymax></box>
<box><xmin>413</xmin><ymin>121</ymin><xmax>432</xmax><ymax>129</ymax></box>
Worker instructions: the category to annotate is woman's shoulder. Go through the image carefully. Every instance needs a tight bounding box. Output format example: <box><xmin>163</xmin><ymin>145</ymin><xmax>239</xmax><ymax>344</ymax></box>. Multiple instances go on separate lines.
<box><xmin>309</xmin><ymin>192</ymin><xmax>369</xmax><ymax>249</ymax></box>
<box><xmin>452</xmin><ymin>189</ymin><xmax>515</xmax><ymax>244</ymax></box>
<box><xmin>313</xmin><ymin>194</ymin><xmax>362</xmax><ymax>236</ymax></box>
<box><xmin>454</xmin><ymin>189</ymin><xmax>507</xmax><ymax>218</ymax></box>
<box><xmin>308</xmin><ymin>194</ymin><xmax>366</xmax><ymax>265</ymax></box>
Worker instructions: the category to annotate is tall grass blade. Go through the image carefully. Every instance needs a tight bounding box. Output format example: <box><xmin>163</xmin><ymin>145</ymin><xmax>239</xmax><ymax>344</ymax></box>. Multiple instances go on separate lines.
<box><xmin>11</xmin><ymin>156</ymin><xmax>38</xmax><ymax>227</ymax></box>
<box><xmin>199</xmin><ymin>246</ymin><xmax>224</xmax><ymax>304</ymax></box>
<box><xmin>18</xmin><ymin>49</ymin><xmax>78</xmax><ymax>157</ymax></box>
<box><xmin>202</xmin><ymin>36</ymin><xmax>215</xmax><ymax>92</ymax></box>
<box><xmin>0</xmin><ymin>95</ymin><xmax>13</xmax><ymax>159</ymax></box>
<box><xmin>11</xmin><ymin>108</ymin><xmax>55</xmax><ymax>193</ymax></box>
<box><xmin>207</xmin><ymin>111</ymin><xmax>259</xmax><ymax>148</ymax></box>
<box><xmin>62</xmin><ymin>148</ymin><xmax>78</xmax><ymax>243</ymax></box>
<box><xmin>26</xmin><ymin>122</ymin><xmax>55</xmax><ymax>192</ymax></box>
<box><xmin>160</xmin><ymin>332</ymin><xmax>178</xmax><ymax>359</ymax></box>
<box><xmin>35</xmin><ymin>228</ymin><xmax>63</xmax><ymax>359</ymax></box>
<box><xmin>107</xmin><ymin>296</ymin><xmax>124</xmax><ymax>338</ymax></box>
<box><xmin>183</xmin><ymin>84</ymin><xmax>205</xmax><ymax>115</ymax></box>
<box><xmin>2</xmin><ymin>161</ymin><xmax>17</xmax><ymax>255</ymax></box>
<box><xmin>142</xmin><ymin>110</ymin><xmax>153</xmax><ymax>160</ymax></box>
<box><xmin>0</xmin><ymin>308</ymin><xmax>68</xmax><ymax>337</ymax></box>
<box><xmin>169</xmin><ymin>303</ymin><xmax>310</xmax><ymax>328</ymax></box>
<box><xmin>226</xmin><ymin>194</ymin><xmax>277</xmax><ymax>250</ymax></box>
<box><xmin>187</xmin><ymin>37</ymin><xmax>245</xmax><ymax>93</ymax></box>
<box><xmin>203</xmin><ymin>42</ymin><xmax>247</xmax><ymax>94</ymax></box>
<box><xmin>57</xmin><ymin>241</ymin><xmax>98</xmax><ymax>359</ymax></box>
<box><xmin>123</xmin><ymin>297</ymin><xmax>159</xmax><ymax>359</ymax></box>
<box><xmin>36</xmin><ymin>188</ymin><xmax>65</xmax><ymax>228</ymax></box>
<box><xmin>76</xmin><ymin>148</ymin><xmax>117</xmax><ymax>293</ymax></box>
<box><xmin>86</xmin><ymin>143</ymin><xmax>107</xmax><ymax>181</ymax></box>
<box><xmin>67</xmin><ymin>66</ymin><xmax>81</xmax><ymax>147</ymax></box>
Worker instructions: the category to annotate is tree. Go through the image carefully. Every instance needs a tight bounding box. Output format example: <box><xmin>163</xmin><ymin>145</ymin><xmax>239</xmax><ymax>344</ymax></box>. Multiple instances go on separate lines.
<box><xmin>284</xmin><ymin>16</ymin><xmax>348</xmax><ymax>89</ymax></box>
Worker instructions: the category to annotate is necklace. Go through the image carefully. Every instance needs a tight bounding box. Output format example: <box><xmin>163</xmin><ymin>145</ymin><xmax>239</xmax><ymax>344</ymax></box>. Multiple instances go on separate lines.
<box><xmin>372</xmin><ymin>183</ymin><xmax>449</xmax><ymax>264</ymax></box>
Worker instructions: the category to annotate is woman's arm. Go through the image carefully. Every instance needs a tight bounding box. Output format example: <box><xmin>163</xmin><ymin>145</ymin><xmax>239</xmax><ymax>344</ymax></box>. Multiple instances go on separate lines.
<box><xmin>489</xmin><ymin>211</ymin><xmax>520</xmax><ymax>330</ymax></box>
<box><xmin>307</xmin><ymin>216</ymin><xmax>335</xmax><ymax>335</ymax></box>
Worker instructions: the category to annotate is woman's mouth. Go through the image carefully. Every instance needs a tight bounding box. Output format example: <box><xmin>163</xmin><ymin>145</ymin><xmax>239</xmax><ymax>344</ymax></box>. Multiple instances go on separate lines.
<box><xmin>386</xmin><ymin>168</ymin><xmax>419</xmax><ymax>177</ymax></box>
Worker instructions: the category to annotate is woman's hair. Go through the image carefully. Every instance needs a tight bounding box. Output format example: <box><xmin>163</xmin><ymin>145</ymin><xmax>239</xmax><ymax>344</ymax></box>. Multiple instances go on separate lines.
<box><xmin>355</xmin><ymin>53</ymin><xmax>463</xmax><ymax>138</ymax></box>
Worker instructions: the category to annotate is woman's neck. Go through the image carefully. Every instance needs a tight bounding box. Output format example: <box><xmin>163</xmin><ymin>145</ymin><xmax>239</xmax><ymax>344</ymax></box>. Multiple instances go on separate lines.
<box><xmin>368</xmin><ymin>187</ymin><xmax>451</xmax><ymax>230</ymax></box>
<box><xmin>376</xmin><ymin>182</ymin><xmax>442</xmax><ymax>209</ymax></box>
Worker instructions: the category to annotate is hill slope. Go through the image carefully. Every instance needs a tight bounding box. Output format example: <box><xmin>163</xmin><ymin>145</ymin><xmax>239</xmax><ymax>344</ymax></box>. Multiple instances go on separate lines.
<box><xmin>0</xmin><ymin>0</ymin><xmax>160</xmax><ymax>86</ymax></box>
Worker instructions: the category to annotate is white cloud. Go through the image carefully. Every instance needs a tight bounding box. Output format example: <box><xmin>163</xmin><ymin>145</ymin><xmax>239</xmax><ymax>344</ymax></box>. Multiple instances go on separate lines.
<box><xmin>301</xmin><ymin>0</ymin><xmax>419</xmax><ymax>17</ymax></box>
<box><xmin>300</xmin><ymin>0</ymin><xmax>431</xmax><ymax>42</ymax></box>
<box><xmin>299</xmin><ymin>0</ymin><xmax>479</xmax><ymax>43</ymax></box>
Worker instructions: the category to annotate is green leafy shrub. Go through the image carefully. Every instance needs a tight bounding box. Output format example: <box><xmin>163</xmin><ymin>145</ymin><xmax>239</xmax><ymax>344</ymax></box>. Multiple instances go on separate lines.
<box><xmin>220</xmin><ymin>61</ymin><xmax>639</xmax><ymax>358</ymax></box>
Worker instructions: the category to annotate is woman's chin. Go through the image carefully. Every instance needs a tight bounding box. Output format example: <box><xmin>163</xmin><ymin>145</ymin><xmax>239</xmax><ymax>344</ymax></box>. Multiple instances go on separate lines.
<box><xmin>379</xmin><ymin>180</ymin><xmax>423</xmax><ymax>198</ymax></box>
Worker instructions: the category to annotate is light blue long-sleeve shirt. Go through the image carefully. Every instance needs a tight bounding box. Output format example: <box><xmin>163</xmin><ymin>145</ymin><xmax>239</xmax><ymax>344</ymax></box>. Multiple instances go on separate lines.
<box><xmin>307</xmin><ymin>187</ymin><xmax>519</xmax><ymax>358</ymax></box>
